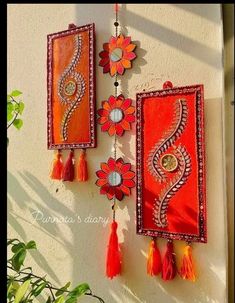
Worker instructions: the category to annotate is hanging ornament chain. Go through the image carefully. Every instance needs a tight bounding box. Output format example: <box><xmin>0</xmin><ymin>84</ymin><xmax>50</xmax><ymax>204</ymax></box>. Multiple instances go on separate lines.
<box><xmin>96</xmin><ymin>3</ymin><xmax>137</xmax><ymax>279</ymax></box>
<box><xmin>112</xmin><ymin>3</ymin><xmax>120</xmax><ymax>221</ymax></box>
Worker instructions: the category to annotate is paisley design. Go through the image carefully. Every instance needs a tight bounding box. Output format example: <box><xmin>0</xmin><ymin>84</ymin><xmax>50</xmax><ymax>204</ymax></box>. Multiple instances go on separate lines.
<box><xmin>58</xmin><ymin>34</ymin><xmax>86</xmax><ymax>141</ymax></box>
<box><xmin>147</xmin><ymin>99</ymin><xmax>188</xmax><ymax>183</ymax></box>
<box><xmin>153</xmin><ymin>146</ymin><xmax>191</xmax><ymax>228</ymax></box>
<box><xmin>147</xmin><ymin>98</ymin><xmax>191</xmax><ymax>228</ymax></box>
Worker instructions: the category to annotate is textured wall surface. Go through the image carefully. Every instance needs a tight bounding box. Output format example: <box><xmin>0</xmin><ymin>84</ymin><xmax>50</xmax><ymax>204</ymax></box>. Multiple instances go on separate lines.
<box><xmin>7</xmin><ymin>4</ymin><xmax>227</xmax><ymax>303</ymax></box>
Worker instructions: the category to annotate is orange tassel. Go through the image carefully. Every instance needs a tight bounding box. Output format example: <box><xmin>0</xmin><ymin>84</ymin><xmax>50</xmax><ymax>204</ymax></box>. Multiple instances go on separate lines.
<box><xmin>106</xmin><ymin>220</ymin><xmax>121</xmax><ymax>279</ymax></box>
<box><xmin>147</xmin><ymin>238</ymin><xmax>162</xmax><ymax>276</ymax></box>
<box><xmin>162</xmin><ymin>240</ymin><xmax>177</xmax><ymax>281</ymax></box>
<box><xmin>62</xmin><ymin>150</ymin><xmax>75</xmax><ymax>182</ymax></box>
<box><xmin>77</xmin><ymin>149</ymin><xmax>88</xmax><ymax>182</ymax></box>
<box><xmin>180</xmin><ymin>244</ymin><xmax>196</xmax><ymax>281</ymax></box>
<box><xmin>50</xmin><ymin>150</ymin><xmax>63</xmax><ymax>180</ymax></box>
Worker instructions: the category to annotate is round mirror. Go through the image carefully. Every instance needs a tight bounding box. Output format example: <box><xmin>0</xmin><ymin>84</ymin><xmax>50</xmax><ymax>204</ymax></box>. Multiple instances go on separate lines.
<box><xmin>110</xmin><ymin>48</ymin><xmax>123</xmax><ymax>62</ymax></box>
<box><xmin>108</xmin><ymin>171</ymin><xmax>122</xmax><ymax>186</ymax></box>
<box><xmin>64</xmin><ymin>80</ymin><xmax>76</xmax><ymax>96</ymax></box>
<box><xmin>109</xmin><ymin>108</ymin><xmax>123</xmax><ymax>123</ymax></box>
<box><xmin>160</xmin><ymin>154</ymin><xmax>178</xmax><ymax>172</ymax></box>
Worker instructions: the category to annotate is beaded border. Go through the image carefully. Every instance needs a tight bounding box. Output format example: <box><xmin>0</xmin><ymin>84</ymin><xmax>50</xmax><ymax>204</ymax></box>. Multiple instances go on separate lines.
<box><xmin>136</xmin><ymin>85</ymin><xmax>207</xmax><ymax>243</ymax></box>
<box><xmin>47</xmin><ymin>23</ymin><xmax>96</xmax><ymax>150</ymax></box>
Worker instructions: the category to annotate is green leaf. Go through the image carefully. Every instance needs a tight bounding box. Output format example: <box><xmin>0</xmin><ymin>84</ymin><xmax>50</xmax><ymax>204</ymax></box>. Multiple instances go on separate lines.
<box><xmin>19</xmin><ymin>101</ymin><xmax>25</xmax><ymax>114</ymax></box>
<box><xmin>55</xmin><ymin>282</ymin><xmax>71</xmax><ymax>297</ymax></box>
<box><xmin>14</xmin><ymin>279</ymin><xmax>31</xmax><ymax>303</ymax></box>
<box><xmin>32</xmin><ymin>282</ymin><xmax>47</xmax><ymax>297</ymax></box>
<box><xmin>55</xmin><ymin>296</ymin><xmax>65</xmax><ymax>303</ymax></box>
<box><xmin>12</xmin><ymin>281</ymin><xmax>20</xmax><ymax>290</ymax></box>
<box><xmin>7</xmin><ymin>102</ymin><xmax>14</xmax><ymax>111</ymax></box>
<box><xmin>7</xmin><ymin>102</ymin><xmax>14</xmax><ymax>122</ymax></box>
<box><xmin>7</xmin><ymin>238</ymin><xmax>20</xmax><ymax>246</ymax></box>
<box><xmin>12</xmin><ymin>248</ymin><xmax>26</xmax><ymax>271</ymax></box>
<box><xmin>11</xmin><ymin>243</ymin><xmax>25</xmax><ymax>253</ymax></box>
<box><xmin>26</xmin><ymin>240</ymin><xmax>37</xmax><ymax>250</ymax></box>
<box><xmin>7</xmin><ymin>112</ymin><xmax>14</xmax><ymax>122</ymax></box>
<box><xmin>15</xmin><ymin>101</ymin><xmax>25</xmax><ymax>115</ymax></box>
<box><xmin>65</xmin><ymin>283</ymin><xmax>90</xmax><ymax>303</ymax></box>
<box><xmin>7</xmin><ymin>94</ymin><xmax>12</xmax><ymax>101</ymax></box>
<box><xmin>13</xmin><ymin>119</ymin><xmax>23</xmax><ymax>130</ymax></box>
<box><xmin>11</xmin><ymin>90</ymin><xmax>22</xmax><ymax>97</ymax></box>
<box><xmin>7</xmin><ymin>282</ymin><xmax>13</xmax><ymax>296</ymax></box>
<box><xmin>46</xmin><ymin>297</ymin><xmax>52</xmax><ymax>303</ymax></box>
<box><xmin>7</xmin><ymin>281</ymin><xmax>20</xmax><ymax>300</ymax></box>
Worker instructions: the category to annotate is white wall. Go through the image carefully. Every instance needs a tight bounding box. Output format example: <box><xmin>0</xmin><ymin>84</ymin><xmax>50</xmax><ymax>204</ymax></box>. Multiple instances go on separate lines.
<box><xmin>7</xmin><ymin>4</ymin><xmax>227</xmax><ymax>303</ymax></box>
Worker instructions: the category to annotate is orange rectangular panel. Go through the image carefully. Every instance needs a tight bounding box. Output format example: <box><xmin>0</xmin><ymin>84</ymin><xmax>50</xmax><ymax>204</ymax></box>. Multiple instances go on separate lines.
<box><xmin>136</xmin><ymin>85</ymin><xmax>207</xmax><ymax>243</ymax></box>
<box><xmin>47</xmin><ymin>23</ymin><xmax>96</xmax><ymax>149</ymax></box>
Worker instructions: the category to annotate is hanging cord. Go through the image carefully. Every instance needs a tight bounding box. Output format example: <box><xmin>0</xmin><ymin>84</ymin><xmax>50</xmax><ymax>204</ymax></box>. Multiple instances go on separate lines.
<box><xmin>114</xmin><ymin>3</ymin><xmax>119</xmax><ymax>163</ymax></box>
<box><xmin>112</xmin><ymin>131</ymin><xmax>117</xmax><ymax>220</ymax></box>
<box><xmin>112</xmin><ymin>3</ymin><xmax>120</xmax><ymax>222</ymax></box>
<box><xmin>114</xmin><ymin>3</ymin><xmax>119</xmax><ymax>37</ymax></box>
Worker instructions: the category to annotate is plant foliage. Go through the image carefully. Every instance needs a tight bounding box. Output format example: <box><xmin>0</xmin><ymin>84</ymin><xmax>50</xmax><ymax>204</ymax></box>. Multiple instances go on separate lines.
<box><xmin>7</xmin><ymin>90</ymin><xmax>25</xmax><ymax>145</ymax></box>
<box><xmin>7</xmin><ymin>239</ymin><xmax>104</xmax><ymax>303</ymax></box>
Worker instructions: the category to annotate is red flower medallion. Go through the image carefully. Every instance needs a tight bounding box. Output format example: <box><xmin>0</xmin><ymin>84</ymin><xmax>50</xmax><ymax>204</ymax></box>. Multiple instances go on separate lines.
<box><xmin>97</xmin><ymin>94</ymin><xmax>135</xmax><ymax>137</ymax></box>
<box><xmin>99</xmin><ymin>34</ymin><xmax>137</xmax><ymax>76</ymax></box>
<box><xmin>96</xmin><ymin>157</ymin><xmax>135</xmax><ymax>201</ymax></box>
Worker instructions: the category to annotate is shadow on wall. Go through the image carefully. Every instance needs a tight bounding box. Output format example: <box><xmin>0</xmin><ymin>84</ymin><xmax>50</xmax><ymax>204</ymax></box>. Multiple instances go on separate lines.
<box><xmin>121</xmin><ymin>4</ymin><xmax>221</xmax><ymax>70</ymax></box>
<box><xmin>171</xmin><ymin>4</ymin><xmax>221</xmax><ymax>23</ymax></box>
<box><xmin>7</xmin><ymin>170</ymin><xmax>73</xmax><ymax>285</ymax></box>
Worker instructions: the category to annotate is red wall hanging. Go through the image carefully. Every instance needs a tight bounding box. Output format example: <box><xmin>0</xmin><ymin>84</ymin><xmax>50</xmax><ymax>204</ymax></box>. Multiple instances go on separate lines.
<box><xmin>96</xmin><ymin>4</ymin><xmax>137</xmax><ymax>279</ymax></box>
<box><xmin>136</xmin><ymin>81</ymin><xmax>207</xmax><ymax>281</ymax></box>
<box><xmin>47</xmin><ymin>23</ymin><xmax>96</xmax><ymax>182</ymax></box>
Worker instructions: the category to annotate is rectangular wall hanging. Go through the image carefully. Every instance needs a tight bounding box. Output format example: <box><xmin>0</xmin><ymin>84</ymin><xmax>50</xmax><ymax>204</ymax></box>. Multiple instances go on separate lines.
<box><xmin>47</xmin><ymin>23</ymin><xmax>96</xmax><ymax>150</ymax></box>
<box><xmin>136</xmin><ymin>84</ymin><xmax>207</xmax><ymax>243</ymax></box>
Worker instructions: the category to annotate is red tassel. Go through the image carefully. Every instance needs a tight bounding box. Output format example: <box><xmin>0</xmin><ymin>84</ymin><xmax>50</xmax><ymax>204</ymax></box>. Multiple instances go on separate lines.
<box><xmin>106</xmin><ymin>220</ymin><xmax>121</xmax><ymax>279</ymax></box>
<box><xmin>62</xmin><ymin>150</ymin><xmax>75</xmax><ymax>182</ymax></box>
<box><xmin>77</xmin><ymin>149</ymin><xmax>88</xmax><ymax>182</ymax></box>
<box><xmin>180</xmin><ymin>244</ymin><xmax>196</xmax><ymax>281</ymax></box>
<box><xmin>162</xmin><ymin>240</ymin><xmax>177</xmax><ymax>281</ymax></box>
<box><xmin>50</xmin><ymin>150</ymin><xmax>63</xmax><ymax>180</ymax></box>
<box><xmin>147</xmin><ymin>238</ymin><xmax>162</xmax><ymax>276</ymax></box>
